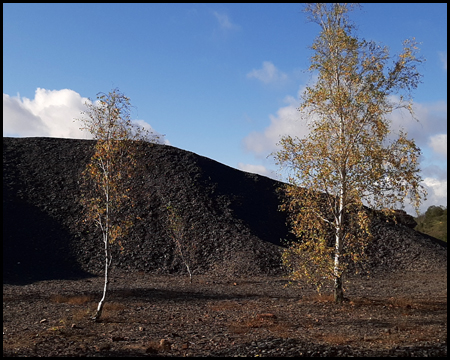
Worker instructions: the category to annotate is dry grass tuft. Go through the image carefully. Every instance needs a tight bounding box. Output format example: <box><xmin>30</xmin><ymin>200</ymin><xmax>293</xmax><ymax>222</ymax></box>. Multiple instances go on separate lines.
<box><xmin>103</xmin><ymin>302</ymin><xmax>126</xmax><ymax>311</ymax></box>
<box><xmin>71</xmin><ymin>307</ymin><xmax>94</xmax><ymax>321</ymax></box>
<box><xmin>49</xmin><ymin>294</ymin><xmax>94</xmax><ymax>305</ymax></box>
<box><xmin>348</xmin><ymin>297</ymin><xmax>374</xmax><ymax>307</ymax></box>
<box><xmin>228</xmin><ymin>315</ymin><xmax>272</xmax><ymax>334</ymax></box>
<box><xmin>3</xmin><ymin>331</ymin><xmax>38</xmax><ymax>352</ymax></box>
<box><xmin>303</xmin><ymin>293</ymin><xmax>335</xmax><ymax>303</ymax></box>
<box><xmin>92</xmin><ymin>302</ymin><xmax>127</xmax><ymax>321</ymax></box>
<box><xmin>386</xmin><ymin>297</ymin><xmax>413</xmax><ymax>309</ymax></box>
<box><xmin>317</xmin><ymin>333</ymin><xmax>354</xmax><ymax>345</ymax></box>
<box><xmin>227</xmin><ymin>313</ymin><xmax>293</xmax><ymax>336</ymax></box>
<box><xmin>51</xmin><ymin>299</ymin><xmax>127</xmax><ymax>322</ymax></box>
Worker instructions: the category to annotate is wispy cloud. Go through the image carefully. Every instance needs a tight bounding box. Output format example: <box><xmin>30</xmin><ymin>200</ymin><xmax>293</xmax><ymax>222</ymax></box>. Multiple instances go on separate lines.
<box><xmin>212</xmin><ymin>10</ymin><xmax>240</xmax><ymax>32</ymax></box>
<box><xmin>247</xmin><ymin>61</ymin><xmax>288</xmax><ymax>84</ymax></box>
<box><xmin>428</xmin><ymin>133</ymin><xmax>447</xmax><ymax>156</ymax></box>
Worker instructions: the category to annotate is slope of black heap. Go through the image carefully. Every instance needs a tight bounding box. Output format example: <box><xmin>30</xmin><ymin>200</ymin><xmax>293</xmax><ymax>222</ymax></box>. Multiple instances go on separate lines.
<box><xmin>3</xmin><ymin>137</ymin><xmax>447</xmax><ymax>284</ymax></box>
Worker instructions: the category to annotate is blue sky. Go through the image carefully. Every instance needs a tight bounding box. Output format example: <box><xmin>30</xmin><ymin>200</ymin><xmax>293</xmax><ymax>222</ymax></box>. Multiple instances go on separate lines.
<box><xmin>3</xmin><ymin>3</ymin><xmax>447</xmax><ymax>215</ymax></box>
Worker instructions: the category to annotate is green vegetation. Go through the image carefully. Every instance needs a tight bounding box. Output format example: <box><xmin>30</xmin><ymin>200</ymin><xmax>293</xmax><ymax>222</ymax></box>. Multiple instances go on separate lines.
<box><xmin>415</xmin><ymin>205</ymin><xmax>447</xmax><ymax>242</ymax></box>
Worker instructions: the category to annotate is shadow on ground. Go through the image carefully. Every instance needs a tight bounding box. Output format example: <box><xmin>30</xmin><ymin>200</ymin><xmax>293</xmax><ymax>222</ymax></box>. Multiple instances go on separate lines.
<box><xmin>3</xmin><ymin>193</ymin><xmax>92</xmax><ymax>285</ymax></box>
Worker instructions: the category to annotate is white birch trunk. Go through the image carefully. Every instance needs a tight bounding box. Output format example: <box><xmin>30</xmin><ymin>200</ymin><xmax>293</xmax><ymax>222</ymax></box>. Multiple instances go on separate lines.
<box><xmin>92</xmin><ymin>232</ymin><xmax>111</xmax><ymax>321</ymax></box>
<box><xmin>334</xmin><ymin>183</ymin><xmax>345</xmax><ymax>303</ymax></box>
<box><xmin>93</xmin><ymin>156</ymin><xmax>111</xmax><ymax>321</ymax></box>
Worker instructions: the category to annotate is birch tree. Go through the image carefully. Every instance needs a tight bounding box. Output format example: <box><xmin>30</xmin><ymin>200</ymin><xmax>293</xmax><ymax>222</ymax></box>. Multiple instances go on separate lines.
<box><xmin>274</xmin><ymin>3</ymin><xmax>427</xmax><ymax>303</ymax></box>
<box><xmin>165</xmin><ymin>203</ymin><xmax>195</xmax><ymax>283</ymax></box>
<box><xmin>77</xmin><ymin>88</ymin><xmax>157</xmax><ymax>320</ymax></box>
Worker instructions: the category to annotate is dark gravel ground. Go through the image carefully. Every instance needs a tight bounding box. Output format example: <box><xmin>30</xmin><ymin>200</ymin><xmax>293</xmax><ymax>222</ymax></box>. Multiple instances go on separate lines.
<box><xmin>3</xmin><ymin>137</ymin><xmax>447</xmax><ymax>356</ymax></box>
<box><xmin>3</xmin><ymin>270</ymin><xmax>447</xmax><ymax>357</ymax></box>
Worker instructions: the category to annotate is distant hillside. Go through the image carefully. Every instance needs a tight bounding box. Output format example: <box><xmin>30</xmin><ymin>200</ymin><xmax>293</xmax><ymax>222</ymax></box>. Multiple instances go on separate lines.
<box><xmin>3</xmin><ymin>137</ymin><xmax>447</xmax><ymax>284</ymax></box>
<box><xmin>415</xmin><ymin>206</ymin><xmax>447</xmax><ymax>242</ymax></box>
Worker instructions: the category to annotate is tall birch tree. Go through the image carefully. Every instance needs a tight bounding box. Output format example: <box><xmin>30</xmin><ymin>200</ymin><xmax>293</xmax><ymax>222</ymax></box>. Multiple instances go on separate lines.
<box><xmin>274</xmin><ymin>3</ymin><xmax>427</xmax><ymax>303</ymax></box>
<box><xmin>77</xmin><ymin>88</ymin><xmax>158</xmax><ymax>320</ymax></box>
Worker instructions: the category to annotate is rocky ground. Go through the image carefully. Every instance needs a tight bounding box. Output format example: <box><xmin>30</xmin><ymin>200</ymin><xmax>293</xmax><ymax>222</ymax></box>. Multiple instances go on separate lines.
<box><xmin>3</xmin><ymin>270</ymin><xmax>447</xmax><ymax>357</ymax></box>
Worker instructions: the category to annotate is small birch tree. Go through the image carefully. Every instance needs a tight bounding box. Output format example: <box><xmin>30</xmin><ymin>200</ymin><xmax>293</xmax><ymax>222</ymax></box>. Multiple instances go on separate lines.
<box><xmin>165</xmin><ymin>203</ymin><xmax>195</xmax><ymax>283</ymax></box>
<box><xmin>76</xmin><ymin>88</ymin><xmax>157</xmax><ymax>320</ymax></box>
<box><xmin>274</xmin><ymin>3</ymin><xmax>427</xmax><ymax>303</ymax></box>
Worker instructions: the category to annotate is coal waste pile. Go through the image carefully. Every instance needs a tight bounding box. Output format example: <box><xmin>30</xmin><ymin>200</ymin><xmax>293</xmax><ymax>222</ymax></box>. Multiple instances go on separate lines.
<box><xmin>3</xmin><ymin>137</ymin><xmax>447</xmax><ymax>284</ymax></box>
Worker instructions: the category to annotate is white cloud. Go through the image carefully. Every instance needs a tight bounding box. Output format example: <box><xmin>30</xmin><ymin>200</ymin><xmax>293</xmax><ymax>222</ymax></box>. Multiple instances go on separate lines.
<box><xmin>423</xmin><ymin>178</ymin><xmax>447</xmax><ymax>200</ymax></box>
<box><xmin>247</xmin><ymin>61</ymin><xmax>288</xmax><ymax>84</ymax></box>
<box><xmin>237</xmin><ymin>162</ymin><xmax>278</xmax><ymax>179</ymax></box>
<box><xmin>394</xmin><ymin>180</ymin><xmax>447</xmax><ymax>216</ymax></box>
<box><xmin>421</xmin><ymin>164</ymin><xmax>447</xmax><ymax>180</ymax></box>
<box><xmin>243</xmin><ymin>90</ymin><xmax>447</xmax><ymax>161</ymax></box>
<box><xmin>387</xmin><ymin>98</ymin><xmax>447</xmax><ymax>148</ymax></box>
<box><xmin>381</xmin><ymin>101</ymin><xmax>447</xmax><ymax>214</ymax></box>
<box><xmin>242</xmin><ymin>86</ymin><xmax>310</xmax><ymax>157</ymax></box>
<box><xmin>428</xmin><ymin>133</ymin><xmax>447</xmax><ymax>156</ymax></box>
<box><xmin>420</xmin><ymin>177</ymin><xmax>447</xmax><ymax>211</ymax></box>
<box><xmin>132</xmin><ymin>119</ymin><xmax>170</xmax><ymax>145</ymax></box>
<box><xmin>3</xmin><ymin>88</ymin><xmax>91</xmax><ymax>138</ymax></box>
<box><xmin>212</xmin><ymin>11</ymin><xmax>240</xmax><ymax>31</ymax></box>
<box><xmin>3</xmin><ymin>93</ymin><xmax>49</xmax><ymax>136</ymax></box>
<box><xmin>3</xmin><ymin>88</ymin><xmax>168</xmax><ymax>144</ymax></box>
<box><xmin>243</xmin><ymin>99</ymin><xmax>299</xmax><ymax>156</ymax></box>
<box><xmin>242</xmin><ymin>89</ymin><xmax>447</xmax><ymax>215</ymax></box>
